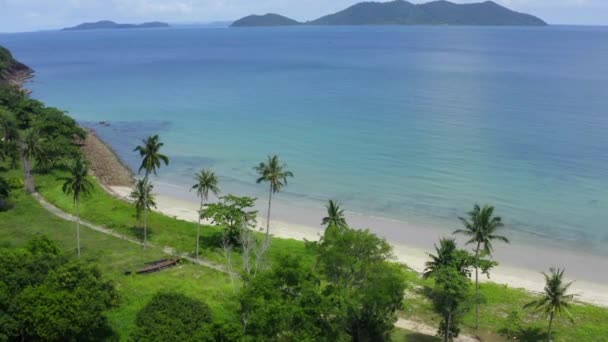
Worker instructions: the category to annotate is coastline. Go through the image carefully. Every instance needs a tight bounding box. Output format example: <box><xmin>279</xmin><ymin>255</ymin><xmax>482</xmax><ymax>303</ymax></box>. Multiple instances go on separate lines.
<box><xmin>81</xmin><ymin>130</ymin><xmax>608</xmax><ymax>307</ymax></box>
<box><xmin>80</xmin><ymin>128</ymin><xmax>134</xmax><ymax>187</ymax></box>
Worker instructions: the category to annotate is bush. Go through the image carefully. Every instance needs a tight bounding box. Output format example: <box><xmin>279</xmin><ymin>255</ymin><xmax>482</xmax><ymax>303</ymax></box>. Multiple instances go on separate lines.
<box><xmin>0</xmin><ymin>236</ymin><xmax>118</xmax><ymax>341</ymax></box>
<box><xmin>7</xmin><ymin>177</ymin><xmax>23</xmax><ymax>190</ymax></box>
<box><xmin>131</xmin><ymin>292</ymin><xmax>216</xmax><ymax>342</ymax></box>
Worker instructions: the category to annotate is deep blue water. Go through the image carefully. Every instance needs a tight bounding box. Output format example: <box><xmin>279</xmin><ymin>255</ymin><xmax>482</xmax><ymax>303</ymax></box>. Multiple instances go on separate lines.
<box><xmin>2</xmin><ymin>25</ymin><xmax>607</xmax><ymax>255</ymax></box>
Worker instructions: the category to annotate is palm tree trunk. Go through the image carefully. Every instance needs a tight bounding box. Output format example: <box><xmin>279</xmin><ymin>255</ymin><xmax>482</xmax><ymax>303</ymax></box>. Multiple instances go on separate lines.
<box><xmin>265</xmin><ymin>185</ymin><xmax>272</xmax><ymax>247</ymax></box>
<box><xmin>547</xmin><ymin>311</ymin><xmax>554</xmax><ymax>342</ymax></box>
<box><xmin>143</xmin><ymin>204</ymin><xmax>148</xmax><ymax>250</ymax></box>
<box><xmin>445</xmin><ymin>312</ymin><xmax>451</xmax><ymax>342</ymax></box>
<box><xmin>474</xmin><ymin>241</ymin><xmax>480</xmax><ymax>329</ymax></box>
<box><xmin>76</xmin><ymin>199</ymin><xmax>81</xmax><ymax>257</ymax></box>
<box><xmin>197</xmin><ymin>199</ymin><xmax>203</xmax><ymax>261</ymax></box>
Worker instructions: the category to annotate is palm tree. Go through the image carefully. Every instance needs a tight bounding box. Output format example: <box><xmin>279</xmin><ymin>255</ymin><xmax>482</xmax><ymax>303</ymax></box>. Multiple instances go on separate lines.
<box><xmin>424</xmin><ymin>238</ymin><xmax>458</xmax><ymax>279</ymax></box>
<box><xmin>321</xmin><ymin>200</ymin><xmax>348</xmax><ymax>230</ymax></box>
<box><xmin>23</xmin><ymin>129</ymin><xmax>44</xmax><ymax>164</ymax></box>
<box><xmin>130</xmin><ymin>178</ymin><xmax>156</xmax><ymax>248</ymax></box>
<box><xmin>134</xmin><ymin>135</ymin><xmax>169</xmax><ymax>250</ymax></box>
<box><xmin>134</xmin><ymin>135</ymin><xmax>169</xmax><ymax>177</ymax></box>
<box><xmin>453</xmin><ymin>204</ymin><xmax>508</xmax><ymax>329</ymax></box>
<box><xmin>191</xmin><ymin>169</ymin><xmax>220</xmax><ymax>261</ymax></box>
<box><xmin>254</xmin><ymin>155</ymin><xmax>293</xmax><ymax>246</ymax></box>
<box><xmin>524</xmin><ymin>268</ymin><xmax>575</xmax><ymax>341</ymax></box>
<box><xmin>59</xmin><ymin>156</ymin><xmax>93</xmax><ymax>257</ymax></box>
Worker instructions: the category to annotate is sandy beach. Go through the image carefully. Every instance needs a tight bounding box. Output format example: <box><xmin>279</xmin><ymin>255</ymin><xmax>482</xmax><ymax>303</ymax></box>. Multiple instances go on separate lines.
<box><xmin>84</xmin><ymin>130</ymin><xmax>608</xmax><ymax>307</ymax></box>
<box><xmin>105</xmin><ymin>183</ymin><xmax>608</xmax><ymax>307</ymax></box>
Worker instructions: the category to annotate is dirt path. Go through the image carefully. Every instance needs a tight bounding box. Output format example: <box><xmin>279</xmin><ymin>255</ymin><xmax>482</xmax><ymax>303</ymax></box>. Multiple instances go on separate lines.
<box><xmin>22</xmin><ymin>157</ymin><xmax>227</xmax><ymax>273</ymax></box>
<box><xmin>395</xmin><ymin>318</ymin><xmax>479</xmax><ymax>341</ymax></box>
<box><xmin>21</xmin><ymin>158</ymin><xmax>477</xmax><ymax>341</ymax></box>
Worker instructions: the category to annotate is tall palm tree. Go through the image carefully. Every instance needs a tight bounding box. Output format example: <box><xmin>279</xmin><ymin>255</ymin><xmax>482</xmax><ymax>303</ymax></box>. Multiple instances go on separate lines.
<box><xmin>23</xmin><ymin>129</ymin><xmax>44</xmax><ymax>164</ymax></box>
<box><xmin>254</xmin><ymin>155</ymin><xmax>293</xmax><ymax>246</ymax></box>
<box><xmin>424</xmin><ymin>238</ymin><xmax>458</xmax><ymax>278</ymax></box>
<box><xmin>525</xmin><ymin>268</ymin><xmax>575</xmax><ymax>341</ymax></box>
<box><xmin>134</xmin><ymin>135</ymin><xmax>169</xmax><ymax>177</ymax></box>
<box><xmin>133</xmin><ymin>135</ymin><xmax>169</xmax><ymax>250</ymax></box>
<box><xmin>191</xmin><ymin>169</ymin><xmax>220</xmax><ymax>261</ymax></box>
<box><xmin>130</xmin><ymin>178</ymin><xmax>156</xmax><ymax>248</ymax></box>
<box><xmin>321</xmin><ymin>200</ymin><xmax>348</xmax><ymax>230</ymax></box>
<box><xmin>59</xmin><ymin>156</ymin><xmax>93</xmax><ymax>257</ymax></box>
<box><xmin>453</xmin><ymin>204</ymin><xmax>508</xmax><ymax>329</ymax></box>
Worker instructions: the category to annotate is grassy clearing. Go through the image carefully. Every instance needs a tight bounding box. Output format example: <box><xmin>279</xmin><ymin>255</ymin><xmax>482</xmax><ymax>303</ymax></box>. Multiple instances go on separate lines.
<box><xmin>34</xmin><ymin>170</ymin><xmax>315</xmax><ymax>269</ymax></box>
<box><xmin>0</xmin><ymin>167</ymin><xmax>237</xmax><ymax>339</ymax></box>
<box><xmin>5</xmin><ymin>167</ymin><xmax>606</xmax><ymax>341</ymax></box>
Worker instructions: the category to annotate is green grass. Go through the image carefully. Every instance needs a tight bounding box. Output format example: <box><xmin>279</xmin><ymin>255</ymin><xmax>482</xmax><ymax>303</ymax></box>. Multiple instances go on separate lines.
<box><xmin>34</xmin><ymin>170</ymin><xmax>315</xmax><ymax>270</ymax></box>
<box><xmin>3</xmin><ymin>166</ymin><xmax>607</xmax><ymax>341</ymax></box>
<box><xmin>0</xmin><ymin>166</ymin><xmax>238</xmax><ymax>339</ymax></box>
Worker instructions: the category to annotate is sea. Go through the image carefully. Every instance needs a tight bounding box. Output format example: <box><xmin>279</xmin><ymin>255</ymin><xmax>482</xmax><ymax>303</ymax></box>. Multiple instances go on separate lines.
<box><xmin>1</xmin><ymin>25</ymin><xmax>607</xmax><ymax>263</ymax></box>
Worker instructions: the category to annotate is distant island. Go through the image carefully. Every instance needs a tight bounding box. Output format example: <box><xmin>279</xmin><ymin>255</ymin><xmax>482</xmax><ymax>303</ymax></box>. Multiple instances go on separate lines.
<box><xmin>232</xmin><ymin>14</ymin><xmax>300</xmax><ymax>27</ymax></box>
<box><xmin>62</xmin><ymin>20</ymin><xmax>170</xmax><ymax>31</ymax></box>
<box><xmin>231</xmin><ymin>0</ymin><xmax>547</xmax><ymax>27</ymax></box>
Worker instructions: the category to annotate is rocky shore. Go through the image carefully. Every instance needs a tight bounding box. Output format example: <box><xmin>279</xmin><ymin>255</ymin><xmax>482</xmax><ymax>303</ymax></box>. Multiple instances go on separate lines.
<box><xmin>80</xmin><ymin>129</ymin><xmax>134</xmax><ymax>187</ymax></box>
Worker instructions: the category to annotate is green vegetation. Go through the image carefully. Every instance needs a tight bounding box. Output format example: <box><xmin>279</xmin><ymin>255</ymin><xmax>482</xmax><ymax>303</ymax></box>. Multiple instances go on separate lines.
<box><xmin>5</xmin><ymin>147</ymin><xmax>607</xmax><ymax>341</ymax></box>
<box><xmin>454</xmin><ymin>204</ymin><xmax>508</xmax><ymax>329</ymax></box>
<box><xmin>431</xmin><ymin>267</ymin><xmax>471</xmax><ymax>341</ymax></box>
<box><xmin>0</xmin><ymin>236</ymin><xmax>118</xmax><ymax>340</ymax></box>
<box><xmin>0</xmin><ymin>175</ymin><xmax>237</xmax><ymax>340</ymax></box>
<box><xmin>192</xmin><ymin>169</ymin><xmax>221</xmax><ymax>261</ymax></box>
<box><xmin>524</xmin><ymin>268</ymin><xmax>576</xmax><ymax>341</ymax></box>
<box><xmin>1</xmin><ymin>43</ymin><xmax>607</xmax><ymax>340</ymax></box>
<box><xmin>133</xmin><ymin>134</ymin><xmax>169</xmax><ymax>249</ymax></box>
<box><xmin>130</xmin><ymin>292</ymin><xmax>217</xmax><ymax>341</ymax></box>
<box><xmin>254</xmin><ymin>154</ymin><xmax>294</xmax><ymax>247</ymax></box>
<box><xmin>129</xmin><ymin>177</ymin><xmax>156</xmax><ymax>238</ymax></box>
<box><xmin>59</xmin><ymin>156</ymin><xmax>93</xmax><ymax>257</ymax></box>
<box><xmin>322</xmin><ymin>199</ymin><xmax>348</xmax><ymax>229</ymax></box>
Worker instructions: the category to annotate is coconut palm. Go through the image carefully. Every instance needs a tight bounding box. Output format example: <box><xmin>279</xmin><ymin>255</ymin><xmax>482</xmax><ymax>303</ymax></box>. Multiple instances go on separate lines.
<box><xmin>59</xmin><ymin>156</ymin><xmax>93</xmax><ymax>257</ymax></box>
<box><xmin>134</xmin><ymin>135</ymin><xmax>169</xmax><ymax>250</ymax></box>
<box><xmin>453</xmin><ymin>204</ymin><xmax>508</xmax><ymax>329</ymax></box>
<box><xmin>321</xmin><ymin>200</ymin><xmax>348</xmax><ymax>230</ymax></box>
<box><xmin>134</xmin><ymin>135</ymin><xmax>169</xmax><ymax>177</ymax></box>
<box><xmin>524</xmin><ymin>268</ymin><xmax>575</xmax><ymax>341</ymax></box>
<box><xmin>23</xmin><ymin>128</ymin><xmax>44</xmax><ymax>163</ymax></box>
<box><xmin>191</xmin><ymin>169</ymin><xmax>220</xmax><ymax>261</ymax></box>
<box><xmin>130</xmin><ymin>178</ymin><xmax>156</xmax><ymax>248</ymax></box>
<box><xmin>254</xmin><ymin>155</ymin><xmax>293</xmax><ymax>246</ymax></box>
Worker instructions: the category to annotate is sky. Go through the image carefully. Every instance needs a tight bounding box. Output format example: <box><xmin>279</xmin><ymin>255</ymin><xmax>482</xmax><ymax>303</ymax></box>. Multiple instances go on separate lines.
<box><xmin>0</xmin><ymin>0</ymin><xmax>607</xmax><ymax>32</ymax></box>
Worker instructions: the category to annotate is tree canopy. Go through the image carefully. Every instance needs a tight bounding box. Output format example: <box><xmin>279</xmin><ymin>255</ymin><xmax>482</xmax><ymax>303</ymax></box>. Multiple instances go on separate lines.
<box><xmin>0</xmin><ymin>236</ymin><xmax>118</xmax><ymax>341</ymax></box>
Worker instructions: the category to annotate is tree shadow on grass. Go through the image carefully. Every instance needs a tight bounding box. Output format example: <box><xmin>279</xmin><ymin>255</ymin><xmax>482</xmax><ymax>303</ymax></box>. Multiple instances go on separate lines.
<box><xmin>516</xmin><ymin>327</ymin><xmax>548</xmax><ymax>342</ymax></box>
<box><xmin>199</xmin><ymin>230</ymin><xmax>224</xmax><ymax>249</ymax></box>
<box><xmin>128</xmin><ymin>225</ymin><xmax>154</xmax><ymax>243</ymax></box>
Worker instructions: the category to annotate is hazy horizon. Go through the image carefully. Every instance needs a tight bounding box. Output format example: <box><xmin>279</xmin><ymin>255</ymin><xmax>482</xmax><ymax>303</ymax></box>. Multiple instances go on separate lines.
<box><xmin>1</xmin><ymin>0</ymin><xmax>608</xmax><ymax>33</ymax></box>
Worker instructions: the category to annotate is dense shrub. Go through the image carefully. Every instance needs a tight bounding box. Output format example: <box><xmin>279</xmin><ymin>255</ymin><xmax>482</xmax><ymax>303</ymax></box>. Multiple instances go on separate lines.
<box><xmin>131</xmin><ymin>292</ymin><xmax>218</xmax><ymax>342</ymax></box>
<box><xmin>0</xmin><ymin>236</ymin><xmax>119</xmax><ymax>341</ymax></box>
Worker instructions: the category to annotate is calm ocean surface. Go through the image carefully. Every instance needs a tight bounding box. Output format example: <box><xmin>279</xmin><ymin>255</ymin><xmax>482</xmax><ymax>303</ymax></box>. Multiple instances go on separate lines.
<box><xmin>2</xmin><ymin>26</ymin><xmax>607</xmax><ymax>255</ymax></box>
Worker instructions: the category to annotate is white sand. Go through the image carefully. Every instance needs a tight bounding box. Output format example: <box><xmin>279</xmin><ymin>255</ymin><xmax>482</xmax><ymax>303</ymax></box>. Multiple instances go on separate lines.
<box><xmin>110</xmin><ymin>185</ymin><xmax>608</xmax><ymax>307</ymax></box>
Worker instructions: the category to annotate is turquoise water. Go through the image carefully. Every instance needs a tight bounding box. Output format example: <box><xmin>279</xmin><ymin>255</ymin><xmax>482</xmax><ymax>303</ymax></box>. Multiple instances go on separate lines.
<box><xmin>2</xmin><ymin>26</ymin><xmax>607</xmax><ymax>255</ymax></box>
